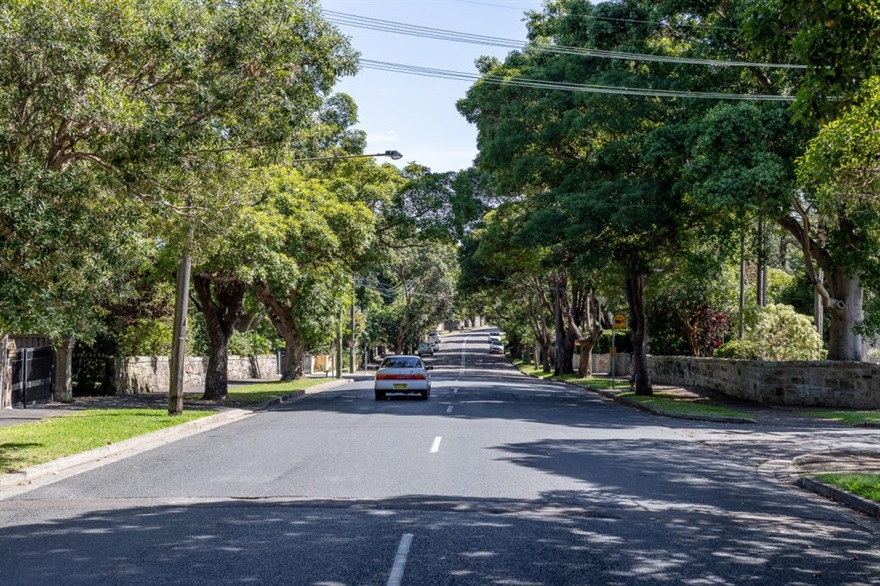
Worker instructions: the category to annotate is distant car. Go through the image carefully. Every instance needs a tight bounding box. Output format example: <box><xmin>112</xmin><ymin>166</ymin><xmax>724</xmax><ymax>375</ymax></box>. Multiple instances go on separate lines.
<box><xmin>374</xmin><ymin>355</ymin><xmax>432</xmax><ymax>400</ymax></box>
<box><xmin>428</xmin><ymin>330</ymin><xmax>441</xmax><ymax>347</ymax></box>
<box><xmin>489</xmin><ymin>339</ymin><xmax>504</xmax><ymax>354</ymax></box>
<box><xmin>488</xmin><ymin>332</ymin><xmax>501</xmax><ymax>344</ymax></box>
<box><xmin>418</xmin><ymin>341</ymin><xmax>434</xmax><ymax>356</ymax></box>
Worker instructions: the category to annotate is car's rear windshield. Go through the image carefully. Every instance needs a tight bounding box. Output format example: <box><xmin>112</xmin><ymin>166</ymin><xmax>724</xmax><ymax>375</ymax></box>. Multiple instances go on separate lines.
<box><xmin>380</xmin><ymin>357</ymin><xmax>422</xmax><ymax>369</ymax></box>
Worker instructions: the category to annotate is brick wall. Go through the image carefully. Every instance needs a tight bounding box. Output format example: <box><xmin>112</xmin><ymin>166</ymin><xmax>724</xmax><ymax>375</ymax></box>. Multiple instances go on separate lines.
<box><xmin>648</xmin><ymin>355</ymin><xmax>880</xmax><ymax>409</ymax></box>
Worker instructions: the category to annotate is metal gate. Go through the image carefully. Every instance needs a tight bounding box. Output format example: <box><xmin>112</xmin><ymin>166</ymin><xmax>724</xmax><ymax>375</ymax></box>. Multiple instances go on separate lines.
<box><xmin>11</xmin><ymin>346</ymin><xmax>54</xmax><ymax>407</ymax></box>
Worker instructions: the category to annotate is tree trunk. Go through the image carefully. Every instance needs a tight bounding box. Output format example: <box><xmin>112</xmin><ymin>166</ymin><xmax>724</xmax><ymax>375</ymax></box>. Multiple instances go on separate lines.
<box><xmin>541</xmin><ymin>341</ymin><xmax>552</xmax><ymax>373</ymax></box>
<box><xmin>778</xmin><ymin>214</ymin><xmax>862</xmax><ymax>362</ymax></box>
<box><xmin>577</xmin><ymin>325</ymin><xmax>602</xmax><ymax>378</ymax></box>
<box><xmin>255</xmin><ymin>283</ymin><xmax>305</xmax><ymax>380</ymax></box>
<box><xmin>826</xmin><ymin>269</ymin><xmax>863</xmax><ymax>361</ymax></box>
<box><xmin>561</xmin><ymin>331</ymin><xmax>576</xmax><ymax>375</ymax></box>
<box><xmin>194</xmin><ymin>275</ymin><xmax>246</xmax><ymax>401</ymax></box>
<box><xmin>625</xmin><ymin>271</ymin><xmax>653</xmax><ymax>396</ymax></box>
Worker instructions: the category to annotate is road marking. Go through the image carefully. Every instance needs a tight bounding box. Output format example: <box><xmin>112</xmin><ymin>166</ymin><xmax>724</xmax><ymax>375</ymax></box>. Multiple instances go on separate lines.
<box><xmin>430</xmin><ymin>436</ymin><xmax>442</xmax><ymax>453</ymax></box>
<box><xmin>457</xmin><ymin>336</ymin><xmax>472</xmax><ymax>380</ymax></box>
<box><xmin>453</xmin><ymin>387</ymin><xmax>458</xmax><ymax>393</ymax></box>
<box><xmin>447</xmin><ymin>406</ymin><xmax>453</xmax><ymax>414</ymax></box>
<box><xmin>386</xmin><ymin>533</ymin><xmax>414</xmax><ymax>586</ymax></box>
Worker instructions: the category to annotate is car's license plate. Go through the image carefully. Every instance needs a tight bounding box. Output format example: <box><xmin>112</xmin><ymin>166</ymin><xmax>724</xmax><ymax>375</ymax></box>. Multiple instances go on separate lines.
<box><xmin>393</xmin><ymin>383</ymin><xmax>407</xmax><ymax>389</ymax></box>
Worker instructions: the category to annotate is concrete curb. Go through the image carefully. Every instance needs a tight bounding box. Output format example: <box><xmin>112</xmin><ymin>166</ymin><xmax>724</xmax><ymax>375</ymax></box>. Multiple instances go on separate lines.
<box><xmin>0</xmin><ymin>408</ymin><xmax>254</xmax><ymax>500</ymax></box>
<box><xmin>258</xmin><ymin>378</ymin><xmax>350</xmax><ymax>409</ymax></box>
<box><xmin>797</xmin><ymin>477</ymin><xmax>880</xmax><ymax>519</ymax></box>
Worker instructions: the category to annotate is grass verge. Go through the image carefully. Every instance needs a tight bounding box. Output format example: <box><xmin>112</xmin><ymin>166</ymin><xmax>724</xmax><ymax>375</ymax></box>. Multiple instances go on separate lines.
<box><xmin>0</xmin><ymin>409</ymin><xmax>213</xmax><ymax>474</ymax></box>
<box><xmin>515</xmin><ymin>360</ymin><xmax>637</xmax><ymax>390</ymax></box>
<box><xmin>225</xmin><ymin>378</ymin><xmax>341</xmax><ymax>405</ymax></box>
<box><xmin>620</xmin><ymin>392</ymin><xmax>756</xmax><ymax>421</ymax></box>
<box><xmin>797</xmin><ymin>410</ymin><xmax>880</xmax><ymax>426</ymax></box>
<box><xmin>815</xmin><ymin>473</ymin><xmax>880</xmax><ymax>503</ymax></box>
<box><xmin>517</xmin><ymin>359</ymin><xmax>754</xmax><ymax>420</ymax></box>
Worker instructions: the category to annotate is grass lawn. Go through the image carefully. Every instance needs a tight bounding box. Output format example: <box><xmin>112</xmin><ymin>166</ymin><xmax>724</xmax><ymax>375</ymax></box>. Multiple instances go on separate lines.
<box><xmin>515</xmin><ymin>360</ymin><xmax>635</xmax><ymax>390</ymax></box>
<box><xmin>225</xmin><ymin>378</ymin><xmax>340</xmax><ymax>405</ymax></box>
<box><xmin>0</xmin><ymin>409</ymin><xmax>213</xmax><ymax>474</ymax></box>
<box><xmin>816</xmin><ymin>473</ymin><xmax>880</xmax><ymax>503</ymax></box>
<box><xmin>797</xmin><ymin>410</ymin><xmax>880</xmax><ymax>426</ymax></box>
<box><xmin>514</xmin><ymin>360</ymin><xmax>754</xmax><ymax>420</ymax></box>
<box><xmin>620</xmin><ymin>392</ymin><xmax>756</xmax><ymax>421</ymax></box>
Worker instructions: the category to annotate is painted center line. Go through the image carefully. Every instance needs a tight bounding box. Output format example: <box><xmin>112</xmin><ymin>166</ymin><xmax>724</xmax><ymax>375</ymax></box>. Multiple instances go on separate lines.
<box><xmin>447</xmin><ymin>406</ymin><xmax>453</xmax><ymax>414</ymax></box>
<box><xmin>457</xmin><ymin>335</ymin><xmax>472</xmax><ymax>380</ymax></box>
<box><xmin>430</xmin><ymin>436</ymin><xmax>442</xmax><ymax>453</ymax></box>
<box><xmin>386</xmin><ymin>533</ymin><xmax>414</xmax><ymax>586</ymax></box>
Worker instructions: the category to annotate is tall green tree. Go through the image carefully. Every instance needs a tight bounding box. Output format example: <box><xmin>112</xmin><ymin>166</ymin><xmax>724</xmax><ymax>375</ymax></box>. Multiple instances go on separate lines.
<box><xmin>459</xmin><ymin>0</ymin><xmax>742</xmax><ymax>393</ymax></box>
<box><xmin>0</xmin><ymin>0</ymin><xmax>358</xmax><ymax>349</ymax></box>
<box><xmin>245</xmin><ymin>161</ymin><xmax>399</xmax><ymax>382</ymax></box>
<box><xmin>743</xmin><ymin>0</ymin><xmax>880</xmax><ymax>360</ymax></box>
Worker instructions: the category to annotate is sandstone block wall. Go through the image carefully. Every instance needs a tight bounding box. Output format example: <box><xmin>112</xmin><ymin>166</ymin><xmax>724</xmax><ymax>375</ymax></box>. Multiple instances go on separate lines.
<box><xmin>648</xmin><ymin>355</ymin><xmax>880</xmax><ymax>409</ymax></box>
<box><xmin>115</xmin><ymin>354</ymin><xmax>282</xmax><ymax>394</ymax></box>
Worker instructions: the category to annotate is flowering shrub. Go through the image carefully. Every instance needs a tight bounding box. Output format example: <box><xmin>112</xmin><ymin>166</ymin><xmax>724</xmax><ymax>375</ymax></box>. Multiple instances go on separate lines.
<box><xmin>717</xmin><ymin>304</ymin><xmax>822</xmax><ymax>361</ymax></box>
<box><xmin>750</xmin><ymin>304</ymin><xmax>822</xmax><ymax>360</ymax></box>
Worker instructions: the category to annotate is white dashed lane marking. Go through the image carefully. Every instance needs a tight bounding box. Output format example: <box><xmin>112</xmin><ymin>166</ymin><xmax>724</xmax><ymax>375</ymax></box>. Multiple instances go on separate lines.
<box><xmin>386</xmin><ymin>533</ymin><xmax>414</xmax><ymax>586</ymax></box>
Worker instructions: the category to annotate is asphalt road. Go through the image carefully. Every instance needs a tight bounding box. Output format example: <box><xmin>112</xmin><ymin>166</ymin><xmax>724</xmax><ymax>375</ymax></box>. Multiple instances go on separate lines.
<box><xmin>1</xmin><ymin>329</ymin><xmax>879</xmax><ymax>585</ymax></box>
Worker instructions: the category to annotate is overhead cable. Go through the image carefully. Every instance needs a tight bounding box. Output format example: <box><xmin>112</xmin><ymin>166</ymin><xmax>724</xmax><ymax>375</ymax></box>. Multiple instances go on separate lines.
<box><xmin>360</xmin><ymin>59</ymin><xmax>795</xmax><ymax>101</ymax></box>
<box><xmin>449</xmin><ymin>0</ymin><xmax>740</xmax><ymax>31</ymax></box>
<box><xmin>325</xmin><ymin>10</ymin><xmax>805</xmax><ymax>70</ymax></box>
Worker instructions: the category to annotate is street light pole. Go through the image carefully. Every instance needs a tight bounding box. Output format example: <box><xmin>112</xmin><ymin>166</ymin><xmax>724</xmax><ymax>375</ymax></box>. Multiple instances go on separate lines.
<box><xmin>350</xmin><ymin>301</ymin><xmax>356</xmax><ymax>373</ymax></box>
<box><xmin>166</xmin><ymin>149</ymin><xmax>401</xmax><ymax>414</ymax></box>
<box><xmin>169</xmin><ymin>221</ymin><xmax>193</xmax><ymax>415</ymax></box>
<box><xmin>289</xmin><ymin>150</ymin><xmax>403</xmax><ymax>163</ymax></box>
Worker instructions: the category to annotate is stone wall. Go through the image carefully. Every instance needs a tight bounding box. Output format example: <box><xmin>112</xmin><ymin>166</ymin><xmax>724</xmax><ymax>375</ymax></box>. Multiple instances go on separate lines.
<box><xmin>115</xmin><ymin>354</ymin><xmax>282</xmax><ymax>394</ymax></box>
<box><xmin>648</xmin><ymin>355</ymin><xmax>880</xmax><ymax>409</ymax></box>
<box><xmin>573</xmin><ymin>352</ymin><xmax>632</xmax><ymax>376</ymax></box>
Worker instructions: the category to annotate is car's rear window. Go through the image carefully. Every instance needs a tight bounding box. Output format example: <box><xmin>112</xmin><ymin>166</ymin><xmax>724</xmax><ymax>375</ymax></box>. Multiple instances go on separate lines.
<box><xmin>380</xmin><ymin>357</ymin><xmax>422</xmax><ymax>369</ymax></box>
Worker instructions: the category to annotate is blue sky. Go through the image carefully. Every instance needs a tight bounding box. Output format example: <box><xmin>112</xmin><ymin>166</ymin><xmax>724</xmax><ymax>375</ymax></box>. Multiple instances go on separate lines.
<box><xmin>321</xmin><ymin>0</ymin><xmax>545</xmax><ymax>173</ymax></box>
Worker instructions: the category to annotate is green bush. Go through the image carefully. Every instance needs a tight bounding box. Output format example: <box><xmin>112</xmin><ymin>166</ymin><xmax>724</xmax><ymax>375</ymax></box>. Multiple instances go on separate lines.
<box><xmin>716</xmin><ymin>304</ymin><xmax>822</xmax><ymax>361</ymax></box>
<box><xmin>117</xmin><ymin>318</ymin><xmax>173</xmax><ymax>356</ymax></box>
<box><xmin>228</xmin><ymin>331</ymin><xmax>275</xmax><ymax>356</ymax></box>
<box><xmin>596</xmin><ymin>329</ymin><xmax>632</xmax><ymax>354</ymax></box>
<box><xmin>714</xmin><ymin>339</ymin><xmax>761</xmax><ymax>359</ymax></box>
<box><xmin>750</xmin><ymin>304</ymin><xmax>822</xmax><ymax>360</ymax></box>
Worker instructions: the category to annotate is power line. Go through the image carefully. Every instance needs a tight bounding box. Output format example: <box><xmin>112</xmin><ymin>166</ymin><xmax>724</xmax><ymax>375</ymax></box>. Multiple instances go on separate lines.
<box><xmin>360</xmin><ymin>59</ymin><xmax>795</xmax><ymax>101</ymax></box>
<box><xmin>449</xmin><ymin>0</ymin><xmax>741</xmax><ymax>31</ymax></box>
<box><xmin>325</xmin><ymin>10</ymin><xmax>805</xmax><ymax>70</ymax></box>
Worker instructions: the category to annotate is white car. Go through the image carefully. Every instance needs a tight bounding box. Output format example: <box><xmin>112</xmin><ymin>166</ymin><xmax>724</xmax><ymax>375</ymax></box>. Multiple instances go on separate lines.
<box><xmin>489</xmin><ymin>339</ymin><xmax>504</xmax><ymax>354</ymax></box>
<box><xmin>374</xmin><ymin>355</ymin><xmax>433</xmax><ymax>400</ymax></box>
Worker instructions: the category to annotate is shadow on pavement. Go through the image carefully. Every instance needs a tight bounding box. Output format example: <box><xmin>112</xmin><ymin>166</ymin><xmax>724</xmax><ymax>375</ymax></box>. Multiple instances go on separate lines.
<box><xmin>1</xmin><ymin>487</ymin><xmax>877</xmax><ymax>585</ymax></box>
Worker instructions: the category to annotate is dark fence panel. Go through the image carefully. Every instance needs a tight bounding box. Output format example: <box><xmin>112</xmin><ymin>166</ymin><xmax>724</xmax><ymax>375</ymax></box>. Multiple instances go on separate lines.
<box><xmin>11</xmin><ymin>346</ymin><xmax>54</xmax><ymax>407</ymax></box>
<box><xmin>72</xmin><ymin>350</ymin><xmax>115</xmax><ymax>396</ymax></box>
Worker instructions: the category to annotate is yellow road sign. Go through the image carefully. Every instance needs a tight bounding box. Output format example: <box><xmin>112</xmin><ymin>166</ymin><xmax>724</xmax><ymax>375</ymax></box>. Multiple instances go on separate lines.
<box><xmin>613</xmin><ymin>313</ymin><xmax>627</xmax><ymax>329</ymax></box>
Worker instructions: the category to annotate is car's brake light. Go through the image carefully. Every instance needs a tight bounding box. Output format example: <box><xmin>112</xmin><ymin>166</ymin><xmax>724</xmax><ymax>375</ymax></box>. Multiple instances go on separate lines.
<box><xmin>375</xmin><ymin>373</ymin><xmax>426</xmax><ymax>380</ymax></box>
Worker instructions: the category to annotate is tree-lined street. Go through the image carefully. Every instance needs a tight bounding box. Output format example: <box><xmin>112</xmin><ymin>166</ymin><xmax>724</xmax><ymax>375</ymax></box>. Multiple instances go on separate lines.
<box><xmin>2</xmin><ymin>330</ymin><xmax>878</xmax><ymax>584</ymax></box>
